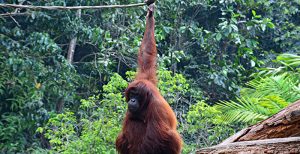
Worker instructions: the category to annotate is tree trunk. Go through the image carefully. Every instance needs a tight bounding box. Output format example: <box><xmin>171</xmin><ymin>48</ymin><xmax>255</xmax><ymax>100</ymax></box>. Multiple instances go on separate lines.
<box><xmin>221</xmin><ymin>99</ymin><xmax>300</xmax><ymax>144</ymax></box>
<box><xmin>197</xmin><ymin>137</ymin><xmax>300</xmax><ymax>154</ymax></box>
<box><xmin>67</xmin><ymin>9</ymin><xmax>81</xmax><ymax>63</ymax></box>
<box><xmin>197</xmin><ymin>100</ymin><xmax>300</xmax><ymax>154</ymax></box>
<box><xmin>56</xmin><ymin>97</ymin><xmax>64</xmax><ymax>113</ymax></box>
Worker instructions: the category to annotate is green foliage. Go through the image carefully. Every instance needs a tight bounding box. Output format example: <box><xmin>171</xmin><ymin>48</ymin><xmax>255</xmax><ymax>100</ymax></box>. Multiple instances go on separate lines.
<box><xmin>217</xmin><ymin>97</ymin><xmax>270</xmax><ymax>123</ymax></box>
<box><xmin>277</xmin><ymin>54</ymin><xmax>300</xmax><ymax>67</ymax></box>
<box><xmin>217</xmin><ymin>54</ymin><xmax>300</xmax><ymax>124</ymax></box>
<box><xmin>248</xmin><ymin>74</ymin><xmax>300</xmax><ymax>102</ymax></box>
<box><xmin>0</xmin><ymin>114</ymin><xmax>27</xmax><ymax>152</ymax></box>
<box><xmin>182</xmin><ymin>101</ymin><xmax>241</xmax><ymax>153</ymax></box>
<box><xmin>158</xmin><ymin>70</ymin><xmax>190</xmax><ymax>104</ymax></box>
<box><xmin>0</xmin><ymin>29</ymin><xmax>78</xmax><ymax>152</ymax></box>
<box><xmin>1</xmin><ymin>0</ymin><xmax>300</xmax><ymax>152</ymax></box>
<box><xmin>181</xmin><ymin>0</ymin><xmax>279</xmax><ymax>101</ymax></box>
<box><xmin>39</xmin><ymin>74</ymin><xmax>127</xmax><ymax>153</ymax></box>
<box><xmin>256</xmin><ymin>54</ymin><xmax>300</xmax><ymax>76</ymax></box>
<box><xmin>39</xmin><ymin>111</ymin><xmax>77</xmax><ymax>151</ymax></box>
<box><xmin>38</xmin><ymin>71</ymin><xmax>192</xmax><ymax>153</ymax></box>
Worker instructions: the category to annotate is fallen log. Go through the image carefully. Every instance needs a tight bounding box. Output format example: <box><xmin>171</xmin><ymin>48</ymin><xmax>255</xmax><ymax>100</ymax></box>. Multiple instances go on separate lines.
<box><xmin>222</xmin><ymin>99</ymin><xmax>300</xmax><ymax>144</ymax></box>
<box><xmin>197</xmin><ymin>137</ymin><xmax>300</xmax><ymax>154</ymax></box>
<box><xmin>198</xmin><ymin>100</ymin><xmax>300</xmax><ymax>153</ymax></box>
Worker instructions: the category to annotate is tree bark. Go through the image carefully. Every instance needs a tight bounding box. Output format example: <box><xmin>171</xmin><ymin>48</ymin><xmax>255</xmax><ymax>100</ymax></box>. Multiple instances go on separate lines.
<box><xmin>198</xmin><ymin>100</ymin><xmax>300</xmax><ymax>153</ymax></box>
<box><xmin>221</xmin><ymin>100</ymin><xmax>300</xmax><ymax>144</ymax></box>
<box><xmin>197</xmin><ymin>137</ymin><xmax>300</xmax><ymax>154</ymax></box>
<box><xmin>56</xmin><ymin>97</ymin><xmax>64</xmax><ymax>113</ymax></box>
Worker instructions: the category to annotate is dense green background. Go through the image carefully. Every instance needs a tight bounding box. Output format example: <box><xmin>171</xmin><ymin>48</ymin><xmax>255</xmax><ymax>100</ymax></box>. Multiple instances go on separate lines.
<box><xmin>1</xmin><ymin>0</ymin><xmax>300</xmax><ymax>153</ymax></box>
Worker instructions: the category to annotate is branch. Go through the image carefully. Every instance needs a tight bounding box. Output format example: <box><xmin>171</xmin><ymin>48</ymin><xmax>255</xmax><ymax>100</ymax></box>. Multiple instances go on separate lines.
<box><xmin>9</xmin><ymin>15</ymin><xmax>21</xmax><ymax>27</ymax></box>
<box><xmin>0</xmin><ymin>3</ymin><xmax>146</xmax><ymax>10</ymax></box>
<box><xmin>0</xmin><ymin>12</ymin><xmax>30</xmax><ymax>16</ymax></box>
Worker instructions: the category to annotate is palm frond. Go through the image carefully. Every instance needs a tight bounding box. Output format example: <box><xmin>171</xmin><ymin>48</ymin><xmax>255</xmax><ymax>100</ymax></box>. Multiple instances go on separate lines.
<box><xmin>217</xmin><ymin>54</ymin><xmax>300</xmax><ymax>124</ymax></box>
<box><xmin>216</xmin><ymin>97</ymin><xmax>269</xmax><ymax>123</ymax></box>
<box><xmin>251</xmin><ymin>54</ymin><xmax>300</xmax><ymax>78</ymax></box>
<box><xmin>277</xmin><ymin>54</ymin><xmax>300</xmax><ymax>67</ymax></box>
<box><xmin>259</xmin><ymin>95</ymin><xmax>289</xmax><ymax>115</ymax></box>
<box><xmin>247</xmin><ymin>74</ymin><xmax>300</xmax><ymax>102</ymax></box>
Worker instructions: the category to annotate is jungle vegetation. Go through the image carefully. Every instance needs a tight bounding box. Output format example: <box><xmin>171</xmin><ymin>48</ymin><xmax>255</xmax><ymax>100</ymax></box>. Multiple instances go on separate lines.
<box><xmin>1</xmin><ymin>0</ymin><xmax>300</xmax><ymax>153</ymax></box>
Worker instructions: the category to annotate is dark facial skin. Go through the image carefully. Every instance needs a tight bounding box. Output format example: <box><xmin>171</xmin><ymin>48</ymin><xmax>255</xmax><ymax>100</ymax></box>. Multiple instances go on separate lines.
<box><xmin>128</xmin><ymin>91</ymin><xmax>140</xmax><ymax>113</ymax></box>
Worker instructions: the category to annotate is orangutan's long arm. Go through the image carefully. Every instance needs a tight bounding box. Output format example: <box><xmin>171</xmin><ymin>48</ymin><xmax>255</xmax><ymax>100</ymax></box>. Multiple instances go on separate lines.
<box><xmin>136</xmin><ymin>4</ymin><xmax>157</xmax><ymax>85</ymax></box>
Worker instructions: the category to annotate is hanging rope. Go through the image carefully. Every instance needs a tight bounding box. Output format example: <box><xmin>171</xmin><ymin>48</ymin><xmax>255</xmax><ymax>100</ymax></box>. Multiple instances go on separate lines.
<box><xmin>0</xmin><ymin>3</ymin><xmax>146</xmax><ymax>10</ymax></box>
